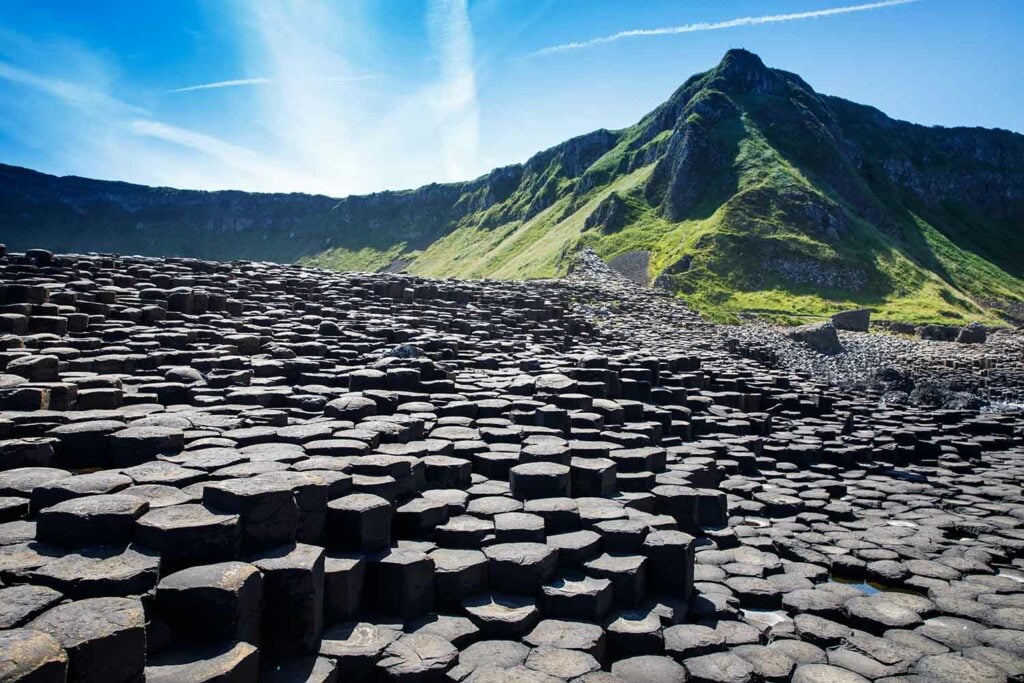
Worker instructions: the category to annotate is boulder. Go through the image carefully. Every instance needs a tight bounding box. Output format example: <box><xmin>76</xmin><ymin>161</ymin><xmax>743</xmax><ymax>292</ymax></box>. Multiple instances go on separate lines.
<box><xmin>787</xmin><ymin>322</ymin><xmax>842</xmax><ymax>355</ymax></box>
<box><xmin>831</xmin><ymin>308</ymin><xmax>870</xmax><ymax>332</ymax></box>
<box><xmin>956</xmin><ymin>322</ymin><xmax>987</xmax><ymax>344</ymax></box>
<box><xmin>918</xmin><ymin>324</ymin><xmax>959</xmax><ymax>342</ymax></box>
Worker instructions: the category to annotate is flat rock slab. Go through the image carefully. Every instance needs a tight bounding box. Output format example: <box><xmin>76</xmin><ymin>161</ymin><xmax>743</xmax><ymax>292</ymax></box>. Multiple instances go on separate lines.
<box><xmin>611</xmin><ymin>655</ymin><xmax>689</xmax><ymax>683</ymax></box>
<box><xmin>144</xmin><ymin>642</ymin><xmax>260</xmax><ymax>683</ymax></box>
<box><xmin>29</xmin><ymin>545</ymin><xmax>160</xmax><ymax>599</ymax></box>
<box><xmin>27</xmin><ymin>597</ymin><xmax>146</xmax><ymax>683</ymax></box>
<box><xmin>0</xmin><ymin>627</ymin><xmax>69</xmax><ymax>682</ymax></box>
<box><xmin>524</xmin><ymin>619</ymin><xmax>606</xmax><ymax>659</ymax></box>
<box><xmin>377</xmin><ymin>632</ymin><xmax>458</xmax><ymax>680</ymax></box>
<box><xmin>0</xmin><ymin>584</ymin><xmax>64</xmax><ymax>629</ymax></box>
<box><xmin>36</xmin><ymin>494</ymin><xmax>148</xmax><ymax>548</ymax></box>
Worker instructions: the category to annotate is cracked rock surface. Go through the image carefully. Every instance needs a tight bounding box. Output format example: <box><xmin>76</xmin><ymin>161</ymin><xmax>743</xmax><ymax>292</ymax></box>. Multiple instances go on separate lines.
<box><xmin>0</xmin><ymin>246</ymin><xmax>1023</xmax><ymax>681</ymax></box>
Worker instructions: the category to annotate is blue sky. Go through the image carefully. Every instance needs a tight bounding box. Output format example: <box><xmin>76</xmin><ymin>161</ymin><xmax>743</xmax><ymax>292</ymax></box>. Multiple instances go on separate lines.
<box><xmin>0</xmin><ymin>0</ymin><xmax>1020</xmax><ymax>196</ymax></box>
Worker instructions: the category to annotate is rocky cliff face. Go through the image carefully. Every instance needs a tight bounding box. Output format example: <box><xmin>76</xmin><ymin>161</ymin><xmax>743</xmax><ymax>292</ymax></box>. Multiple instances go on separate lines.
<box><xmin>2</xmin><ymin>50</ymin><xmax>1021</xmax><ymax>323</ymax></box>
<box><xmin>0</xmin><ymin>127</ymin><xmax>621</xmax><ymax>264</ymax></box>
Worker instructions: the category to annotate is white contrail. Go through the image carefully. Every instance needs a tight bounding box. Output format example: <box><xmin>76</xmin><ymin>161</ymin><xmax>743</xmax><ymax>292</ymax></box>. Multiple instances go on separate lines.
<box><xmin>168</xmin><ymin>74</ymin><xmax>376</xmax><ymax>94</ymax></box>
<box><xmin>168</xmin><ymin>77</ymin><xmax>271</xmax><ymax>93</ymax></box>
<box><xmin>531</xmin><ymin>0</ymin><xmax>918</xmax><ymax>57</ymax></box>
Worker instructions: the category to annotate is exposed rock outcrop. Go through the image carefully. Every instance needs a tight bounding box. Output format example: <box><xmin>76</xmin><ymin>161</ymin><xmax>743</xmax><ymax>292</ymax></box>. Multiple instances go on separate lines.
<box><xmin>831</xmin><ymin>309</ymin><xmax>871</xmax><ymax>332</ymax></box>
<box><xmin>787</xmin><ymin>321</ymin><xmax>843</xmax><ymax>355</ymax></box>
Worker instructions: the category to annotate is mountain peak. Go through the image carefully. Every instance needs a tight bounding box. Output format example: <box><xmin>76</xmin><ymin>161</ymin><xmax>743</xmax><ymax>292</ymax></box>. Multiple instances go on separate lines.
<box><xmin>2</xmin><ymin>55</ymin><xmax>1021</xmax><ymax>327</ymax></box>
<box><xmin>718</xmin><ymin>48</ymin><xmax>767</xmax><ymax>71</ymax></box>
<box><xmin>708</xmin><ymin>48</ymin><xmax>777</xmax><ymax>95</ymax></box>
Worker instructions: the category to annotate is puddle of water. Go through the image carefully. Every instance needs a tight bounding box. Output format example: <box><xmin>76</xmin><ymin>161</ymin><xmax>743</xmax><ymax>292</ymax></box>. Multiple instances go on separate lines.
<box><xmin>828</xmin><ymin>577</ymin><xmax>881</xmax><ymax>595</ymax></box>
<box><xmin>741</xmin><ymin>608</ymin><xmax>791</xmax><ymax>627</ymax></box>
<box><xmin>984</xmin><ymin>402</ymin><xmax>1024</xmax><ymax>414</ymax></box>
<box><xmin>827</xmin><ymin>575</ymin><xmax>925</xmax><ymax>596</ymax></box>
<box><xmin>996</xmin><ymin>568</ymin><xmax>1024</xmax><ymax>583</ymax></box>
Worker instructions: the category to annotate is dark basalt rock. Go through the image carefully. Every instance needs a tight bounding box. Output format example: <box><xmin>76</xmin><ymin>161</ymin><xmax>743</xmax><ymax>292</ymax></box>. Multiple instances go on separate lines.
<box><xmin>831</xmin><ymin>308</ymin><xmax>870</xmax><ymax>332</ymax></box>
<box><xmin>0</xmin><ymin>627</ymin><xmax>69</xmax><ymax>682</ymax></box>
<box><xmin>145</xmin><ymin>642</ymin><xmax>260</xmax><ymax>683</ymax></box>
<box><xmin>918</xmin><ymin>324</ymin><xmax>959</xmax><ymax>342</ymax></box>
<box><xmin>27</xmin><ymin>597</ymin><xmax>146</xmax><ymax>683</ymax></box>
<box><xmin>0</xmin><ymin>246</ymin><xmax>1021</xmax><ymax>683</ymax></box>
<box><xmin>786</xmin><ymin>322</ymin><xmax>843</xmax><ymax>355</ymax></box>
<box><xmin>957</xmin><ymin>322</ymin><xmax>987</xmax><ymax>344</ymax></box>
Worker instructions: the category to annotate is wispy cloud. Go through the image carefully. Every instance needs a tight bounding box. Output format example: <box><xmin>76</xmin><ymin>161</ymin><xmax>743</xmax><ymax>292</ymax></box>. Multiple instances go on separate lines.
<box><xmin>168</xmin><ymin>77</ymin><xmax>271</xmax><ymax>93</ymax></box>
<box><xmin>128</xmin><ymin>119</ymin><xmax>291</xmax><ymax>181</ymax></box>
<box><xmin>428</xmin><ymin>0</ymin><xmax>480</xmax><ymax>180</ymax></box>
<box><xmin>531</xmin><ymin>0</ymin><xmax>918</xmax><ymax>57</ymax></box>
<box><xmin>232</xmin><ymin>0</ymin><xmax>486</xmax><ymax>193</ymax></box>
<box><xmin>0</xmin><ymin>60</ymin><xmax>147</xmax><ymax>117</ymax></box>
<box><xmin>0</xmin><ymin>4</ymin><xmax>488</xmax><ymax>195</ymax></box>
<box><xmin>0</xmin><ymin>47</ymin><xmax>306</xmax><ymax>192</ymax></box>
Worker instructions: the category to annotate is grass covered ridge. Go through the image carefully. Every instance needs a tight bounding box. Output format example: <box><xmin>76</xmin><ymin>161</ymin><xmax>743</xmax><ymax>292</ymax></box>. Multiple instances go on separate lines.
<box><xmin>19</xmin><ymin>50</ymin><xmax>1010</xmax><ymax>328</ymax></box>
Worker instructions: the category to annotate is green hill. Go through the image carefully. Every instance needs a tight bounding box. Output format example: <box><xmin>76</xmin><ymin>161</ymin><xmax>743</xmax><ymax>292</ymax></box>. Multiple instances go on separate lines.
<box><xmin>3</xmin><ymin>50</ymin><xmax>1022</xmax><ymax>324</ymax></box>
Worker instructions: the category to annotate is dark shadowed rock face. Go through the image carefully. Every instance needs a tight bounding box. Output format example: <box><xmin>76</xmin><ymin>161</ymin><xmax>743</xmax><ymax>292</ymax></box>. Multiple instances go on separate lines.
<box><xmin>919</xmin><ymin>324</ymin><xmax>959</xmax><ymax>342</ymax></box>
<box><xmin>831</xmin><ymin>309</ymin><xmax>871</xmax><ymax>332</ymax></box>
<box><xmin>585</xmin><ymin>192</ymin><xmax>630</xmax><ymax>233</ymax></box>
<box><xmin>957</xmin><ymin>322</ymin><xmax>987</xmax><ymax>344</ymax></box>
<box><xmin>0</xmin><ymin>246</ymin><xmax>1023</xmax><ymax>682</ymax></box>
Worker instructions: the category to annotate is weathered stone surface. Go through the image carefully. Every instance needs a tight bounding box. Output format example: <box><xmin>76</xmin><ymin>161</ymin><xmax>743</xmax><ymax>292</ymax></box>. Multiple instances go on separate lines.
<box><xmin>463</xmin><ymin>593</ymin><xmax>540</xmax><ymax>638</ymax></box>
<box><xmin>406</xmin><ymin>613</ymin><xmax>480</xmax><ymax>649</ymax></box>
<box><xmin>787</xmin><ymin>322</ymin><xmax>842</xmax><ymax>355</ymax></box>
<box><xmin>0</xmin><ymin>627</ymin><xmax>68</xmax><ymax>682</ymax></box>
<box><xmin>611</xmin><ymin>655</ymin><xmax>689</xmax><ymax>683</ymax></box>
<box><xmin>525</xmin><ymin>645</ymin><xmax>601</xmax><ymax>679</ymax></box>
<box><xmin>524</xmin><ymin>619</ymin><xmax>606</xmax><ymax>659</ymax></box>
<box><xmin>0</xmin><ymin>584</ymin><xmax>64</xmax><ymax>629</ymax></box>
<box><xmin>484</xmin><ymin>543</ymin><xmax>559</xmax><ymax>595</ymax></box>
<box><xmin>319</xmin><ymin>621</ymin><xmax>401</xmax><ymax>680</ymax></box>
<box><xmin>0</xmin><ymin>247</ymin><xmax>1021</xmax><ymax>682</ymax></box>
<box><xmin>36</xmin><ymin>494</ymin><xmax>147</xmax><ymax>548</ymax></box>
<box><xmin>144</xmin><ymin>642</ymin><xmax>259</xmax><ymax>683</ymax></box>
<box><xmin>27</xmin><ymin>597</ymin><xmax>146</xmax><ymax>683</ymax></box>
<box><xmin>431</xmin><ymin>548</ymin><xmax>488</xmax><ymax>608</ymax></box>
<box><xmin>448</xmin><ymin>640</ymin><xmax>530</xmax><ymax>681</ymax></box>
<box><xmin>29</xmin><ymin>545</ymin><xmax>161</xmax><ymax>599</ymax></box>
<box><xmin>203</xmin><ymin>477</ymin><xmax>298</xmax><ymax>551</ymax></box>
<box><xmin>377</xmin><ymin>632</ymin><xmax>458</xmax><ymax>680</ymax></box>
<box><xmin>134</xmin><ymin>503</ymin><xmax>240</xmax><ymax>569</ymax></box>
<box><xmin>156</xmin><ymin>561</ymin><xmax>263</xmax><ymax>644</ymax></box>
<box><xmin>831</xmin><ymin>309</ymin><xmax>870</xmax><ymax>332</ymax></box>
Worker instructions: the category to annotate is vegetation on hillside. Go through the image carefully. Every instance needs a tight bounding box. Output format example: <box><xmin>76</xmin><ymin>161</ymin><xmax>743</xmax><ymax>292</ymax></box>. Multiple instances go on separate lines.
<box><xmin>3</xmin><ymin>49</ymin><xmax>1021</xmax><ymax>325</ymax></box>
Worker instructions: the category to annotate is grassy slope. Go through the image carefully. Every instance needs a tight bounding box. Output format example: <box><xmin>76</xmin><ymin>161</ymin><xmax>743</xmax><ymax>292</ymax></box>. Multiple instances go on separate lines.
<box><xmin>653</xmin><ymin>113</ymin><xmax>1014</xmax><ymax>324</ymax></box>
<box><xmin>299</xmin><ymin>243</ymin><xmax>408</xmax><ymax>272</ymax></box>
<box><xmin>296</xmin><ymin>58</ymin><xmax>1022</xmax><ymax>326</ymax></box>
<box><xmin>399</xmin><ymin>103</ymin><xmax>1013</xmax><ymax>325</ymax></box>
<box><xmin>412</xmin><ymin>164</ymin><xmax>655</xmax><ymax>279</ymax></box>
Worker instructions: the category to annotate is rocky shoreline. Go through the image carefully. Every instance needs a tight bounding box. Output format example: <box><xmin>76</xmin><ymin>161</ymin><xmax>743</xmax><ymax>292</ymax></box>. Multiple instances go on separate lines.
<box><xmin>1</xmin><ymin>246</ymin><xmax>1023</xmax><ymax>682</ymax></box>
<box><xmin>571</xmin><ymin>247</ymin><xmax>1024</xmax><ymax>411</ymax></box>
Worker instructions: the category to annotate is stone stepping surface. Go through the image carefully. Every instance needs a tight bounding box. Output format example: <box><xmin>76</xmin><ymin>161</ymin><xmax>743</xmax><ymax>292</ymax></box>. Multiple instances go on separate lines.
<box><xmin>0</xmin><ymin>246</ymin><xmax>1022</xmax><ymax>681</ymax></box>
